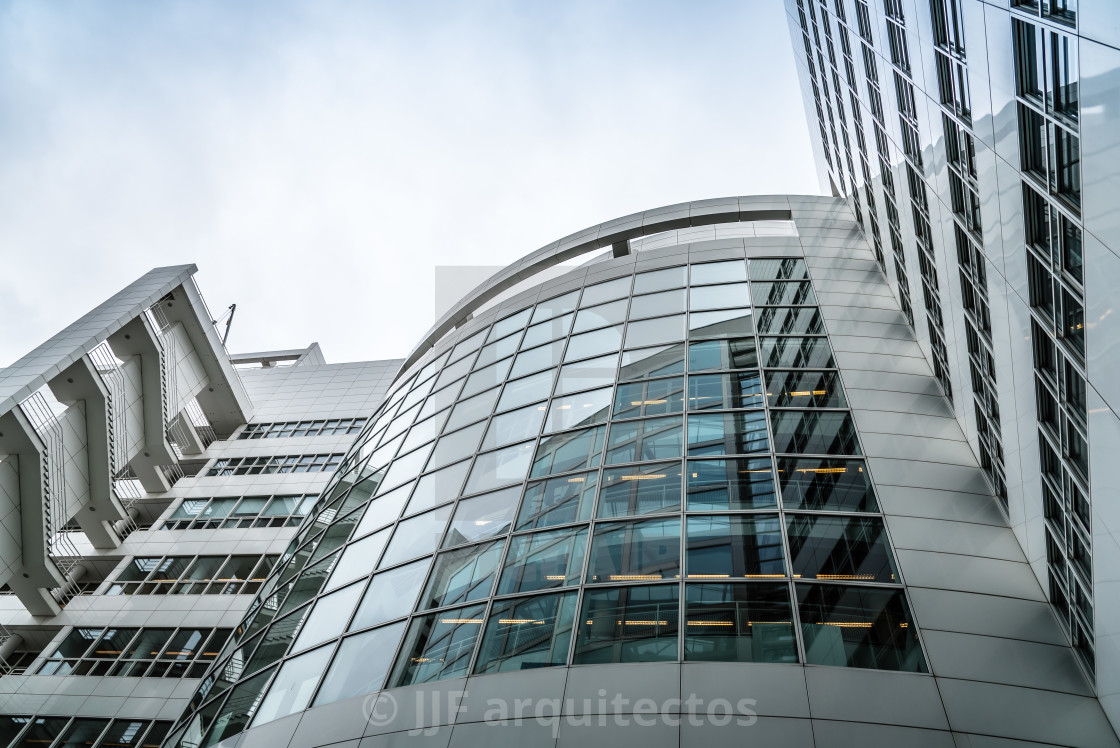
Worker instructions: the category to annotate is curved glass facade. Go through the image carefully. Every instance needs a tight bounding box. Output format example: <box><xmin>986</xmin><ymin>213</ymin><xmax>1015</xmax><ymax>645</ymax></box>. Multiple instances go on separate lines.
<box><xmin>168</xmin><ymin>253</ymin><xmax>927</xmax><ymax>747</ymax></box>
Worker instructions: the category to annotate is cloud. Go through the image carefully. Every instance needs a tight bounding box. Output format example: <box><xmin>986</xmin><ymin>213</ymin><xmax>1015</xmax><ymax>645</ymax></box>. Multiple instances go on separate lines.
<box><xmin>0</xmin><ymin>0</ymin><xmax>819</xmax><ymax>365</ymax></box>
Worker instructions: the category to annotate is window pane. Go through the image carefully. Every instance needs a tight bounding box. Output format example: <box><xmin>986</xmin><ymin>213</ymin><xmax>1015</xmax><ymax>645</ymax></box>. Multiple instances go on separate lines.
<box><xmin>687</xmin><ymin>372</ymin><xmax>763</xmax><ymax>410</ymax></box>
<box><xmin>444</xmin><ymin>386</ymin><xmax>500</xmax><ymax>431</ymax></box>
<box><xmin>313</xmin><ymin>621</ymin><xmax>405</xmax><ymax>706</ymax></box>
<box><xmin>796</xmin><ymin>584</ymin><xmax>925</xmax><ymax>671</ymax></box>
<box><xmin>769</xmin><ymin>411</ymin><xmax>861</xmax><ymax>455</ymax></box>
<box><xmin>379</xmin><ymin>505</ymin><xmax>452</xmax><ymax>568</ymax></box>
<box><xmin>442</xmin><ymin>487</ymin><xmax>519</xmax><ymax>547</ymax></box>
<box><xmin>10</xmin><ymin>718</ymin><xmax>70</xmax><ymax>748</ymax></box>
<box><xmin>691</xmin><ymin>260</ymin><xmax>747</xmax><ymax>285</ymax></box>
<box><xmin>498</xmin><ymin>370</ymin><xmax>555</xmax><ymax>412</ymax></box>
<box><xmin>777</xmin><ymin>457</ymin><xmax>877</xmax><ymax>511</ymax></box>
<box><xmin>421</xmin><ymin>540</ymin><xmax>504</xmax><ymax>609</ymax></box>
<box><xmin>530</xmin><ymin>425</ymin><xmax>605</xmax><ymax>478</ymax></box>
<box><xmin>688</xmin><ymin>337</ymin><xmax>758</xmax><ymax>372</ymax></box>
<box><xmin>751</xmin><ymin>280</ymin><xmax>816</xmax><ymax>306</ymax></box>
<box><xmin>544</xmin><ymin>388</ymin><xmax>612</xmax><ymax>433</ymax></box>
<box><xmin>325</xmin><ymin>529</ymin><xmax>389</xmax><ymax>592</ymax></box>
<box><xmin>498</xmin><ymin>526</ymin><xmax>589</xmax><ymax>594</ymax></box>
<box><xmin>251</xmin><ymin>645</ymin><xmax>333</xmax><ymax>727</ymax></box>
<box><xmin>684</xmin><ymin>583</ymin><xmax>797</xmax><ymax>663</ymax></box>
<box><xmin>475</xmin><ymin>591</ymin><xmax>578</xmax><ymax>674</ymax></box>
<box><xmin>291</xmin><ymin>582</ymin><xmax>364</xmax><ymax>653</ymax></box>
<box><xmin>758</xmin><ymin>337</ymin><xmax>834</xmax><ymax>368</ymax></box>
<box><xmin>580</xmin><ymin>277</ymin><xmax>631</xmax><ymax>306</ymax></box>
<box><xmin>517</xmin><ymin>471</ymin><xmax>598</xmax><ymax>530</ymax></box>
<box><xmin>511</xmin><ymin>340</ymin><xmax>565</xmax><ymax>378</ymax></box>
<box><xmin>574</xmin><ymin>584</ymin><xmax>680</xmax><ymax>664</ymax></box>
<box><xmin>598</xmin><ymin>462</ymin><xmax>683</xmax><ymax>518</ymax></box>
<box><xmin>619</xmin><ymin>344</ymin><xmax>686</xmax><ymax>381</ymax></box>
<box><xmin>634</xmin><ymin>266</ymin><xmax>686</xmax><ymax>294</ymax></box>
<box><xmin>766</xmin><ymin>370</ymin><xmax>847</xmax><ymax>408</ymax></box>
<box><xmin>522</xmin><ymin>311</ymin><xmax>574</xmax><ymax>349</ymax></box>
<box><xmin>463</xmin><ymin>442</ymin><xmax>535</xmax><ymax>495</ymax></box>
<box><xmin>686</xmin><ymin>457</ymin><xmax>778</xmax><ymax>510</ymax></box>
<box><xmin>687</xmin><ymin>412</ymin><xmax>769</xmax><ymax>455</ymax></box>
<box><xmin>755</xmin><ymin>306</ymin><xmax>825</xmax><ymax>335</ymax></box>
<box><xmin>123</xmin><ymin>628</ymin><xmax>174</xmax><ymax>660</ymax></box>
<box><xmin>786</xmin><ymin>515</ymin><xmax>896</xmax><ymax>583</ymax></box>
<box><xmin>488</xmin><ymin>308</ymin><xmax>531</xmax><ymax>343</ymax></box>
<box><xmin>475</xmin><ymin>332</ymin><xmax>522</xmax><ymax>371</ymax></box>
<box><xmin>573</xmin><ymin>299</ymin><xmax>629</xmax><ymax>333</ymax></box>
<box><xmin>530</xmin><ymin>290</ymin><xmax>580</xmax><ymax>325</ymax></box>
<box><xmin>428</xmin><ymin>422</ymin><xmax>485</xmax><ymax>470</ymax></box>
<box><xmin>587</xmin><ymin>518</ymin><xmax>681</xmax><ymax>583</ymax></box>
<box><xmin>688</xmin><ymin>309</ymin><xmax>755</xmax><ymax>339</ymax></box>
<box><xmin>351</xmin><ymin>558</ymin><xmax>431</xmax><ymax>630</ymax></box>
<box><xmin>564</xmin><ymin>325</ymin><xmax>624</xmax><ymax>362</ymax></box>
<box><xmin>625</xmin><ymin>315</ymin><xmax>687</xmax><ymax>348</ymax></box>
<box><xmin>605</xmin><ymin>416</ymin><xmax>684</xmax><ymax>464</ymax></box>
<box><xmin>686</xmin><ymin>515</ymin><xmax>785</xmax><ymax>579</ymax></box>
<box><xmin>481</xmin><ymin>403</ymin><xmax>546</xmax><ymax>450</ymax></box>
<box><xmin>630</xmin><ymin>289</ymin><xmax>686</xmax><ymax>318</ymax></box>
<box><xmin>406</xmin><ymin>460</ymin><xmax>471</xmax><ymax>515</ymax></box>
<box><xmin>554</xmin><ymin>354</ymin><xmax>619</xmax><ymax>396</ymax></box>
<box><xmin>206</xmin><ymin>667</ymin><xmax>275</xmax><ymax>744</ymax></box>
<box><xmin>390</xmin><ymin>604</ymin><xmax>486</xmax><ymax>686</ymax></box>
<box><xmin>381</xmin><ymin>444</ymin><xmax>433</xmax><ymax>490</ymax></box>
<box><xmin>614</xmin><ymin>377</ymin><xmax>685</xmax><ymax>420</ymax></box>
<box><xmin>748</xmin><ymin>257</ymin><xmax>808</xmax><ymax>281</ymax></box>
<box><xmin>689</xmin><ymin>283</ymin><xmax>751</xmax><ymax>311</ymax></box>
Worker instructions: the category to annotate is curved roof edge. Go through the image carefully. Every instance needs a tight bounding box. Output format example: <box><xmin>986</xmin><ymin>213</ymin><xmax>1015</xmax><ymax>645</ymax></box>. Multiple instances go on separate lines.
<box><xmin>402</xmin><ymin>194</ymin><xmax>839</xmax><ymax>376</ymax></box>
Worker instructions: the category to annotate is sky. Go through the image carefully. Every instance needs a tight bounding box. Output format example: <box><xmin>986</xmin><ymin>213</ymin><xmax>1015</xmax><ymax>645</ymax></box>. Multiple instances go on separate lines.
<box><xmin>0</xmin><ymin>0</ymin><xmax>821</xmax><ymax>366</ymax></box>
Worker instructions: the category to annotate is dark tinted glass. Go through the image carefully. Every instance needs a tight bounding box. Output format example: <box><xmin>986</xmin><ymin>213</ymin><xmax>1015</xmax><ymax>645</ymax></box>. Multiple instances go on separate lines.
<box><xmin>755</xmin><ymin>306</ymin><xmax>825</xmax><ymax>334</ymax></box>
<box><xmin>687</xmin><ymin>412</ymin><xmax>769</xmax><ymax>455</ymax></box>
<box><xmin>777</xmin><ymin>458</ymin><xmax>877</xmax><ymax>511</ymax></box>
<box><xmin>687</xmin><ymin>372</ymin><xmax>764</xmax><ymax>410</ymax></box>
<box><xmin>614</xmin><ymin>377</ymin><xmax>686</xmax><ymax>419</ymax></box>
<box><xmin>787</xmin><ymin>515</ymin><xmax>895</xmax><ymax>583</ymax></box>
<box><xmin>796</xmin><ymin>584</ymin><xmax>926</xmax><ymax>671</ymax></box>
<box><xmin>574</xmin><ymin>584</ymin><xmax>680</xmax><ymax>664</ymax></box>
<box><xmin>587</xmin><ymin>518</ymin><xmax>681</xmax><ymax>583</ymax></box>
<box><xmin>758</xmin><ymin>337</ymin><xmax>834</xmax><ymax>368</ymax></box>
<box><xmin>686</xmin><ymin>457</ymin><xmax>778</xmax><ymax>510</ymax></box>
<box><xmin>688</xmin><ymin>337</ymin><xmax>758</xmax><ymax>371</ymax></box>
<box><xmin>598</xmin><ymin>462</ymin><xmax>683</xmax><ymax>518</ymax></box>
<box><xmin>684</xmin><ymin>583</ymin><xmax>797</xmax><ymax>662</ymax></box>
<box><xmin>766</xmin><ymin>370</ymin><xmax>847</xmax><ymax>408</ymax></box>
<box><xmin>686</xmin><ymin>515</ymin><xmax>785</xmax><ymax>578</ymax></box>
<box><xmin>769</xmin><ymin>411</ymin><xmax>861</xmax><ymax>455</ymax></box>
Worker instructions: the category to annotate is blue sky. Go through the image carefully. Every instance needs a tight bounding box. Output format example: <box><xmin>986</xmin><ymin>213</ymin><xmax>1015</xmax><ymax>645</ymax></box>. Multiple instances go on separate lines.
<box><xmin>0</xmin><ymin>0</ymin><xmax>820</xmax><ymax>364</ymax></box>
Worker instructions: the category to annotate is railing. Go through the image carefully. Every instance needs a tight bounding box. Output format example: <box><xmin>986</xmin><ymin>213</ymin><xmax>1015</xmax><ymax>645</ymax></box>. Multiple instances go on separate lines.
<box><xmin>184</xmin><ymin>399</ymin><xmax>216</xmax><ymax>447</ymax></box>
<box><xmin>89</xmin><ymin>342</ymin><xmax>128</xmax><ymax>476</ymax></box>
<box><xmin>112</xmin><ymin>474</ymin><xmax>144</xmax><ymax>541</ymax></box>
<box><xmin>146</xmin><ymin>302</ymin><xmax>179</xmax><ymax>426</ymax></box>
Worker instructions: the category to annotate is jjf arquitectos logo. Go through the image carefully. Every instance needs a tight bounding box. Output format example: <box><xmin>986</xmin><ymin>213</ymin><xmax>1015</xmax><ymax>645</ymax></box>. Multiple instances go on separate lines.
<box><xmin>364</xmin><ymin>689</ymin><xmax>758</xmax><ymax>737</ymax></box>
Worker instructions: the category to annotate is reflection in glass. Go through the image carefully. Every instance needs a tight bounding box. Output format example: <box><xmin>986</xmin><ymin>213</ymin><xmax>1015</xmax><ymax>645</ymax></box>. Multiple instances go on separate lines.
<box><xmin>574</xmin><ymin>584</ymin><xmax>679</xmax><ymax>663</ymax></box>
<box><xmin>748</xmin><ymin>257</ymin><xmax>808</xmax><ymax>281</ymax></box>
<box><xmin>630</xmin><ymin>288</ymin><xmax>686</xmax><ymax>318</ymax></box>
<box><xmin>688</xmin><ymin>309</ymin><xmax>754</xmax><ymax>339</ymax></box>
<box><xmin>619</xmin><ymin>345</ymin><xmax>686</xmax><ymax>381</ymax></box>
<box><xmin>691</xmin><ymin>260</ymin><xmax>747</xmax><ymax>285</ymax></box>
<box><xmin>208</xmin><ymin>667</ymin><xmax>274</xmax><ymax>743</ymax></box>
<box><xmin>522</xmin><ymin>311</ymin><xmax>574</xmax><ymax>349</ymax></box>
<box><xmin>687</xmin><ymin>457</ymin><xmax>777</xmax><ymax>510</ymax></box>
<box><xmin>755</xmin><ymin>306</ymin><xmax>825</xmax><ymax>335</ymax></box>
<box><xmin>498</xmin><ymin>527</ymin><xmax>588</xmax><ymax>594</ymax></box>
<box><xmin>614</xmin><ymin>377</ymin><xmax>685</xmax><ymax>419</ymax></box>
<box><xmin>758</xmin><ymin>337</ymin><xmax>834</xmax><ymax>368</ymax></box>
<box><xmin>777</xmin><ymin>457</ymin><xmax>877</xmax><ymax>512</ymax></box>
<box><xmin>498</xmin><ymin>370</ymin><xmax>554</xmax><ymax>411</ymax></box>
<box><xmin>487</xmin><ymin>308</ymin><xmax>531</xmax><ymax>343</ymax></box>
<box><xmin>291</xmin><ymin>582</ymin><xmax>364</xmax><ymax>653</ymax></box>
<box><xmin>786</xmin><ymin>515</ymin><xmax>895</xmax><ymax>582</ymax></box>
<box><xmin>421</xmin><ymin>540</ymin><xmax>504</xmax><ymax>609</ymax></box>
<box><xmin>587</xmin><ymin>518</ymin><xmax>681</xmax><ymax>583</ymax></box>
<box><xmin>598</xmin><ymin>462</ymin><xmax>683</xmax><ymax>518</ymax></box>
<box><xmin>444</xmin><ymin>386</ymin><xmax>501</xmax><ymax>431</ymax></box>
<box><xmin>475</xmin><ymin>591</ymin><xmax>577</xmax><ymax>674</ymax></box>
<box><xmin>313</xmin><ymin>621</ymin><xmax>405</xmax><ymax>706</ymax></box>
<box><xmin>530</xmin><ymin>290</ymin><xmax>579</xmax><ymax>325</ymax></box>
<box><xmin>564</xmin><ymin>325</ymin><xmax>625</xmax><ymax>362</ymax></box>
<box><xmin>543</xmin><ymin>388</ymin><xmax>612</xmax><ymax>433</ymax></box>
<box><xmin>475</xmin><ymin>333</ymin><xmax>522</xmax><ymax>371</ymax></box>
<box><xmin>573</xmin><ymin>299</ymin><xmax>629</xmax><ymax>333</ymax></box>
<box><xmin>406</xmin><ymin>460</ymin><xmax>470</xmax><ymax>515</ymax></box>
<box><xmin>634</xmin><ymin>266</ymin><xmax>686</xmax><ymax>294</ymax></box>
<box><xmin>463</xmin><ymin>442</ymin><xmax>535</xmax><ymax>495</ymax></box>
<box><xmin>325</xmin><ymin>529</ymin><xmax>390</xmax><ymax>592</ymax></box>
<box><xmin>751</xmin><ymin>280</ymin><xmax>816</xmax><ymax>306</ymax></box>
<box><xmin>686</xmin><ymin>515</ymin><xmax>785</xmax><ymax>578</ymax></box>
<box><xmin>684</xmin><ymin>583</ymin><xmax>797</xmax><ymax>662</ymax></box>
<box><xmin>510</xmin><ymin>340</ymin><xmax>565</xmax><ymax>378</ymax></box>
<box><xmin>555</xmin><ymin>354</ymin><xmax>620</xmax><ymax>396</ymax></box>
<box><xmin>605</xmin><ymin>416</ymin><xmax>684</xmax><ymax>464</ymax></box>
<box><xmin>517</xmin><ymin>471</ymin><xmax>598</xmax><ymax>530</ymax></box>
<box><xmin>687</xmin><ymin>412</ymin><xmax>768</xmax><ymax>455</ymax></box>
<box><xmin>580</xmin><ymin>276</ymin><xmax>631</xmax><ymax>306</ymax></box>
<box><xmin>481</xmin><ymin>403</ymin><xmax>546</xmax><ymax>450</ymax></box>
<box><xmin>390</xmin><ymin>604</ymin><xmax>486</xmax><ymax>686</ymax></box>
<box><xmin>350</xmin><ymin>558</ymin><xmax>430</xmax><ymax>631</ymax></box>
<box><xmin>442</xmin><ymin>487</ymin><xmax>519</xmax><ymax>547</ymax></box>
<box><xmin>688</xmin><ymin>337</ymin><xmax>758</xmax><ymax>372</ymax></box>
<box><xmin>530</xmin><ymin>426</ymin><xmax>605</xmax><ymax>478</ymax></box>
<box><xmin>769</xmin><ymin>411</ymin><xmax>861</xmax><ymax>455</ymax></box>
<box><xmin>625</xmin><ymin>315</ymin><xmax>687</xmax><ymax>348</ymax></box>
<box><xmin>251</xmin><ymin>645</ymin><xmax>332</xmax><ymax>727</ymax></box>
<box><xmin>379</xmin><ymin>505</ymin><xmax>452</xmax><ymax>568</ymax></box>
<box><xmin>689</xmin><ymin>282</ymin><xmax>751</xmax><ymax>311</ymax></box>
<box><xmin>427</xmin><ymin>422</ymin><xmax>485</xmax><ymax>470</ymax></box>
<box><xmin>688</xmin><ymin>372</ymin><xmax>763</xmax><ymax>410</ymax></box>
<box><xmin>796</xmin><ymin>584</ymin><xmax>925</xmax><ymax>671</ymax></box>
<box><xmin>766</xmin><ymin>370</ymin><xmax>847</xmax><ymax>408</ymax></box>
